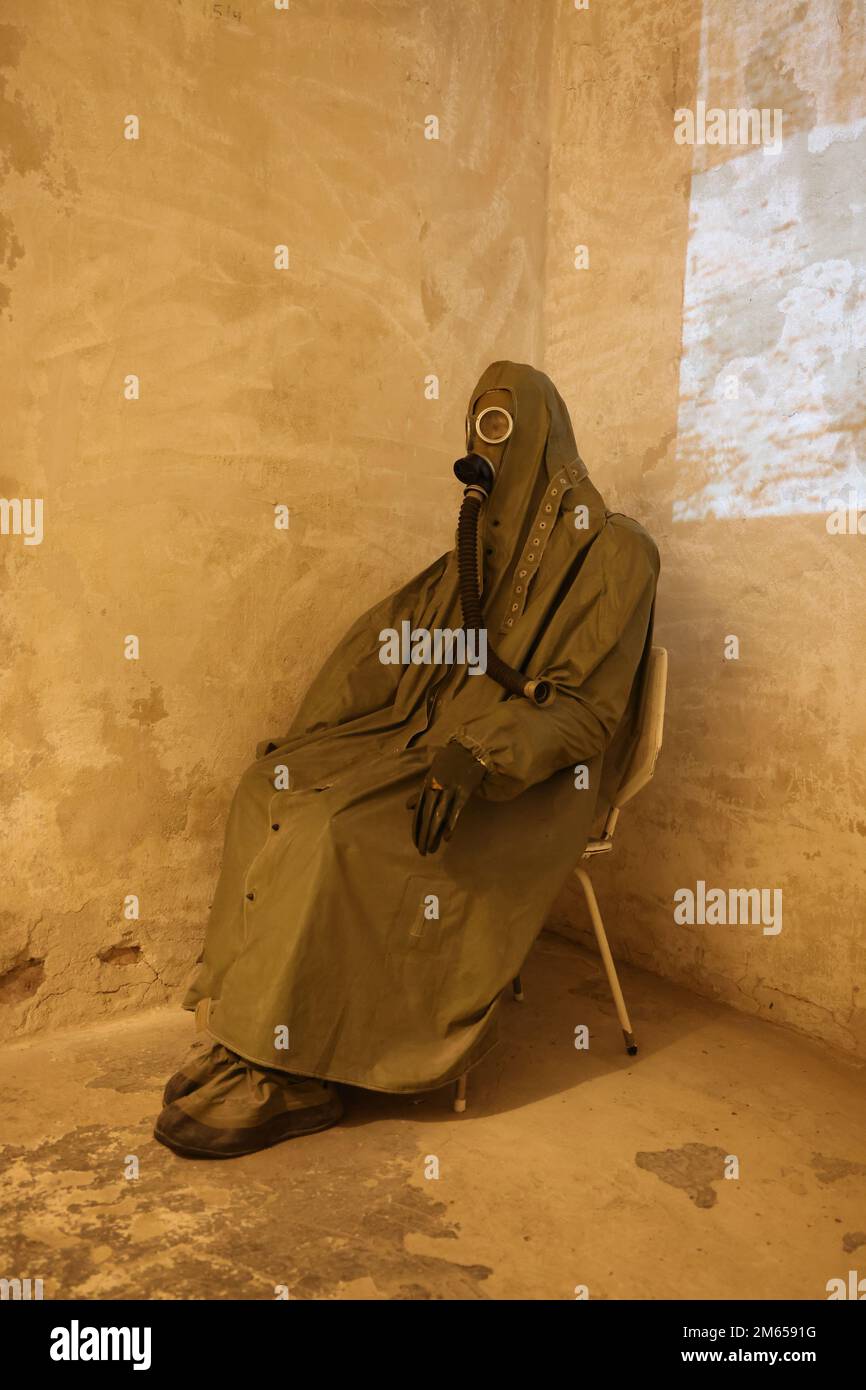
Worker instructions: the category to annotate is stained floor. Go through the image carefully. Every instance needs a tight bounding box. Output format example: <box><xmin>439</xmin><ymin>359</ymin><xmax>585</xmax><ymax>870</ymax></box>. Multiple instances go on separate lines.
<box><xmin>1</xmin><ymin>932</ymin><xmax>864</xmax><ymax>1300</ymax></box>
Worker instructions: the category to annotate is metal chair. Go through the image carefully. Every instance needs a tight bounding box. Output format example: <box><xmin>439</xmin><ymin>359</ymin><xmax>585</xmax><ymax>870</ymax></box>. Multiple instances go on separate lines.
<box><xmin>453</xmin><ymin>645</ymin><xmax>669</xmax><ymax>1113</ymax></box>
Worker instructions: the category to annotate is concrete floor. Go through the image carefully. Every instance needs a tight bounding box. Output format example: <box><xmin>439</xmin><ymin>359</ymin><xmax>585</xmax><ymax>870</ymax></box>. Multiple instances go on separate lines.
<box><xmin>1</xmin><ymin>931</ymin><xmax>864</xmax><ymax>1301</ymax></box>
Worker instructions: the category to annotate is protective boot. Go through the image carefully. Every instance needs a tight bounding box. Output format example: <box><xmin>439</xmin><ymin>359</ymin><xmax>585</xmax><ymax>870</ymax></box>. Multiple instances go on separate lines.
<box><xmin>162</xmin><ymin>1037</ymin><xmax>239</xmax><ymax>1106</ymax></box>
<box><xmin>153</xmin><ymin>1053</ymin><xmax>343</xmax><ymax>1158</ymax></box>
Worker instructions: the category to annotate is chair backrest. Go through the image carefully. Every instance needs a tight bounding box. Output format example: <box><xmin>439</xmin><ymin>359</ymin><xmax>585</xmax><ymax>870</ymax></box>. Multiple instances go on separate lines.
<box><xmin>612</xmin><ymin>645</ymin><xmax>668</xmax><ymax>813</ymax></box>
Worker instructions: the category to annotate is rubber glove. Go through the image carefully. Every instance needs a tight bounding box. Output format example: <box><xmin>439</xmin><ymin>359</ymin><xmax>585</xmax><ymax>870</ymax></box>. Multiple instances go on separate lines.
<box><xmin>408</xmin><ymin>741</ymin><xmax>486</xmax><ymax>856</ymax></box>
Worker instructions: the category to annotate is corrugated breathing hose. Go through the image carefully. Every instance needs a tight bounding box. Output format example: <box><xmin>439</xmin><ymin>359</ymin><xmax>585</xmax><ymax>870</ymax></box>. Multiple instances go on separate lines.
<box><xmin>456</xmin><ymin>483</ymin><xmax>554</xmax><ymax>706</ymax></box>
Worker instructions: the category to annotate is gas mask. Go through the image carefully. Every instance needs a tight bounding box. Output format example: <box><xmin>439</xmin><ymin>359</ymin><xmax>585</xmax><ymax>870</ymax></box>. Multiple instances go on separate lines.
<box><xmin>452</xmin><ymin>390</ymin><xmax>554</xmax><ymax>707</ymax></box>
<box><xmin>453</xmin><ymin>394</ymin><xmax>514</xmax><ymax>494</ymax></box>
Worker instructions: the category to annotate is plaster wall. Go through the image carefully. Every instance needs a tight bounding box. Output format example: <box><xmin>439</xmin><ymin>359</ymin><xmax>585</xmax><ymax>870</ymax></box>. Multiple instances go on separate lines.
<box><xmin>0</xmin><ymin>0</ymin><xmax>553</xmax><ymax>1036</ymax></box>
<box><xmin>3</xmin><ymin>0</ymin><xmax>864</xmax><ymax>1060</ymax></box>
<box><xmin>546</xmin><ymin>0</ymin><xmax>866</xmax><ymax>1059</ymax></box>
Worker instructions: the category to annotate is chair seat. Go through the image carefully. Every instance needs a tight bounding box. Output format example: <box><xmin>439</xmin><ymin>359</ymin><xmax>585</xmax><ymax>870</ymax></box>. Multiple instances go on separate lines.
<box><xmin>582</xmin><ymin>836</ymin><xmax>614</xmax><ymax>859</ymax></box>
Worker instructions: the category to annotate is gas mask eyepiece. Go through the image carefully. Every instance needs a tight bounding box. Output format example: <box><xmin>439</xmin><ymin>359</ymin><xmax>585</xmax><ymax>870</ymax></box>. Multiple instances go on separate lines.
<box><xmin>474</xmin><ymin>406</ymin><xmax>513</xmax><ymax>445</ymax></box>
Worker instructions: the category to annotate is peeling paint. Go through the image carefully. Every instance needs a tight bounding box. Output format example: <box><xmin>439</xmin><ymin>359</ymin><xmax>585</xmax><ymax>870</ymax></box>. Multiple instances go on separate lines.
<box><xmin>811</xmin><ymin>1153</ymin><xmax>866</xmax><ymax>1185</ymax></box>
<box><xmin>635</xmin><ymin>1142</ymin><xmax>730</xmax><ymax>1208</ymax></box>
<box><xmin>0</xmin><ymin>956</ymin><xmax>45</xmax><ymax>1005</ymax></box>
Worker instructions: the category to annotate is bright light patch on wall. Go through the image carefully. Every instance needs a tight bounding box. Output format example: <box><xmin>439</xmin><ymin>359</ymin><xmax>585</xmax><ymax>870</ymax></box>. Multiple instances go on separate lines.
<box><xmin>673</xmin><ymin>113</ymin><xmax>866</xmax><ymax>521</ymax></box>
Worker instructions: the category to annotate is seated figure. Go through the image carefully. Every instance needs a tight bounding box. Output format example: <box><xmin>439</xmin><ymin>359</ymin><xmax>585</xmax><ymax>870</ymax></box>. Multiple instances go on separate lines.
<box><xmin>154</xmin><ymin>361</ymin><xmax>660</xmax><ymax>1159</ymax></box>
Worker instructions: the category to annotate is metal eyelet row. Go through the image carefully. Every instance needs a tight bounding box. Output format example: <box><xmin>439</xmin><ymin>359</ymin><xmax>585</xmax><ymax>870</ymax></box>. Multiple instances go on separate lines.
<box><xmin>502</xmin><ymin>474</ymin><xmax>570</xmax><ymax>630</ymax></box>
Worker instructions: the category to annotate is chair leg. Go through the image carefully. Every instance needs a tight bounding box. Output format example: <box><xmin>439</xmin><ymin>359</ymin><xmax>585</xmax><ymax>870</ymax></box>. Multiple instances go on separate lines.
<box><xmin>574</xmin><ymin>866</ymin><xmax>638</xmax><ymax>1056</ymax></box>
<box><xmin>453</xmin><ymin>1073</ymin><xmax>468</xmax><ymax>1113</ymax></box>
<box><xmin>512</xmin><ymin>973</ymin><xmax>524</xmax><ymax>1002</ymax></box>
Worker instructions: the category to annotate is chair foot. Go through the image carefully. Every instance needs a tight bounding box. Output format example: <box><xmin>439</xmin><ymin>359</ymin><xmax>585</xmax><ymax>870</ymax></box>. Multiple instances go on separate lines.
<box><xmin>623</xmin><ymin>1029</ymin><xmax>638</xmax><ymax>1056</ymax></box>
<box><xmin>512</xmin><ymin>974</ymin><xmax>524</xmax><ymax>1002</ymax></box>
<box><xmin>453</xmin><ymin>1074</ymin><xmax>467</xmax><ymax>1113</ymax></box>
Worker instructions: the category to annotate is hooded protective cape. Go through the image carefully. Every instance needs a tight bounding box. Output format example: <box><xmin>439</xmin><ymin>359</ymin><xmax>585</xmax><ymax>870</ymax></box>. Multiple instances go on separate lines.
<box><xmin>185</xmin><ymin>362</ymin><xmax>660</xmax><ymax>1092</ymax></box>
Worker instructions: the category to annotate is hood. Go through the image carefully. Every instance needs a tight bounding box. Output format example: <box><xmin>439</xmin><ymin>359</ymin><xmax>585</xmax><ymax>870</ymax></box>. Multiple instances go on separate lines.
<box><xmin>464</xmin><ymin>361</ymin><xmax>607</xmax><ymax>625</ymax></box>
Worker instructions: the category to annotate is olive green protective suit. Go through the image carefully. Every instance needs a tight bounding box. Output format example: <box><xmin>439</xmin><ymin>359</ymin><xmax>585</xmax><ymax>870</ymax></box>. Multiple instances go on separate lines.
<box><xmin>184</xmin><ymin>362</ymin><xmax>659</xmax><ymax>1094</ymax></box>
